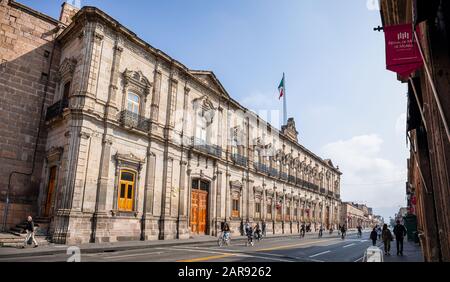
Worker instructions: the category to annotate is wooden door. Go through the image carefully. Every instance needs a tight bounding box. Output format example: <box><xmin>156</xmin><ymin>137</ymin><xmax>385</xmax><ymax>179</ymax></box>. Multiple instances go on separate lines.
<box><xmin>44</xmin><ymin>166</ymin><xmax>57</xmax><ymax>217</ymax></box>
<box><xmin>198</xmin><ymin>190</ymin><xmax>208</xmax><ymax>234</ymax></box>
<box><xmin>190</xmin><ymin>190</ymin><xmax>208</xmax><ymax>234</ymax></box>
<box><xmin>118</xmin><ymin>170</ymin><xmax>135</xmax><ymax>212</ymax></box>
<box><xmin>190</xmin><ymin>191</ymin><xmax>199</xmax><ymax>233</ymax></box>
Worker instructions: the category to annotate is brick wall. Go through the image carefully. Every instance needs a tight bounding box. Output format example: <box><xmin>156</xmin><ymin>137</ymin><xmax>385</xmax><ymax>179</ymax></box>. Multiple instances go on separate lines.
<box><xmin>0</xmin><ymin>0</ymin><xmax>61</xmax><ymax>228</ymax></box>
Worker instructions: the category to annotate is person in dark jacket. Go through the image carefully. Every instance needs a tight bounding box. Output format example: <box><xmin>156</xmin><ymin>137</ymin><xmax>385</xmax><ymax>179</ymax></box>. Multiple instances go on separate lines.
<box><xmin>382</xmin><ymin>224</ymin><xmax>393</xmax><ymax>255</ymax></box>
<box><xmin>22</xmin><ymin>216</ymin><xmax>38</xmax><ymax>248</ymax></box>
<box><xmin>261</xmin><ymin>221</ymin><xmax>266</xmax><ymax>236</ymax></box>
<box><xmin>370</xmin><ymin>227</ymin><xmax>378</xmax><ymax>246</ymax></box>
<box><xmin>393</xmin><ymin>220</ymin><xmax>407</xmax><ymax>256</ymax></box>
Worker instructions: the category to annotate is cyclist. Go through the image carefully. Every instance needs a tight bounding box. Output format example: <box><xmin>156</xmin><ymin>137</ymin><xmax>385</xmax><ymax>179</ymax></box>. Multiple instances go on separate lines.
<box><xmin>329</xmin><ymin>226</ymin><xmax>334</xmax><ymax>235</ymax></box>
<box><xmin>218</xmin><ymin>222</ymin><xmax>231</xmax><ymax>246</ymax></box>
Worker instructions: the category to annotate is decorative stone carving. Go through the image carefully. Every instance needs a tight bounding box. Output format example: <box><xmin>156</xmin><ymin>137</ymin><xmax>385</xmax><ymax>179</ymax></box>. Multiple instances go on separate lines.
<box><xmin>123</xmin><ymin>69</ymin><xmax>152</xmax><ymax>96</ymax></box>
<box><xmin>253</xmin><ymin>186</ymin><xmax>263</xmax><ymax>195</ymax></box>
<box><xmin>46</xmin><ymin>147</ymin><xmax>63</xmax><ymax>163</ymax></box>
<box><xmin>56</xmin><ymin>57</ymin><xmax>77</xmax><ymax>82</ymax></box>
<box><xmin>115</xmin><ymin>152</ymin><xmax>145</xmax><ymax>172</ymax></box>
<box><xmin>281</xmin><ymin>118</ymin><xmax>299</xmax><ymax>143</ymax></box>
<box><xmin>193</xmin><ymin>95</ymin><xmax>216</xmax><ymax>124</ymax></box>
<box><xmin>230</xmin><ymin>180</ymin><xmax>243</xmax><ymax>192</ymax></box>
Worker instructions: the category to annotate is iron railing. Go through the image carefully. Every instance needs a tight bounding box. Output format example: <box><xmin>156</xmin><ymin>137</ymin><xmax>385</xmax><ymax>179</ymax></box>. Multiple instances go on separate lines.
<box><xmin>231</xmin><ymin>153</ymin><xmax>248</xmax><ymax>167</ymax></box>
<box><xmin>328</xmin><ymin>191</ymin><xmax>334</xmax><ymax>197</ymax></box>
<box><xmin>119</xmin><ymin>110</ymin><xmax>151</xmax><ymax>132</ymax></box>
<box><xmin>288</xmin><ymin>175</ymin><xmax>296</xmax><ymax>183</ymax></box>
<box><xmin>320</xmin><ymin>188</ymin><xmax>326</xmax><ymax>194</ymax></box>
<box><xmin>45</xmin><ymin>98</ymin><xmax>68</xmax><ymax>121</ymax></box>
<box><xmin>192</xmin><ymin>137</ymin><xmax>222</xmax><ymax>158</ymax></box>
<box><xmin>280</xmin><ymin>172</ymin><xmax>288</xmax><ymax>181</ymax></box>
<box><xmin>268</xmin><ymin>167</ymin><xmax>279</xmax><ymax>177</ymax></box>
<box><xmin>254</xmin><ymin>162</ymin><xmax>269</xmax><ymax>174</ymax></box>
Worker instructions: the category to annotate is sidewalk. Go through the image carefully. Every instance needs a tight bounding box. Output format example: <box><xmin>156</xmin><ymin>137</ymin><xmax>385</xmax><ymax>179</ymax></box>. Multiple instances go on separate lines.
<box><xmin>0</xmin><ymin>231</ymin><xmax>349</xmax><ymax>259</ymax></box>
<box><xmin>383</xmin><ymin>239</ymin><xmax>424</xmax><ymax>262</ymax></box>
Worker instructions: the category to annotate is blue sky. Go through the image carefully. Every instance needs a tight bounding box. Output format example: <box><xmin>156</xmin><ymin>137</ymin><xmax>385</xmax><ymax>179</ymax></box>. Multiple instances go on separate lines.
<box><xmin>21</xmin><ymin>0</ymin><xmax>409</xmax><ymax>221</ymax></box>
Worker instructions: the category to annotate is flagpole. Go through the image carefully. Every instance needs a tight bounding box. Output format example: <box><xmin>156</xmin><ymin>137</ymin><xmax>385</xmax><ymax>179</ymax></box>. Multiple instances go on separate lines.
<box><xmin>283</xmin><ymin>73</ymin><xmax>287</xmax><ymax>125</ymax></box>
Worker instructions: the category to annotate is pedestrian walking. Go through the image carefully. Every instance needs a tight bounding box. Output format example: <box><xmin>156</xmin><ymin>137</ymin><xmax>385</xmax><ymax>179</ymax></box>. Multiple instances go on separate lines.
<box><xmin>261</xmin><ymin>221</ymin><xmax>266</xmax><ymax>237</ymax></box>
<box><xmin>318</xmin><ymin>225</ymin><xmax>323</xmax><ymax>238</ymax></box>
<box><xmin>370</xmin><ymin>227</ymin><xmax>378</xmax><ymax>246</ymax></box>
<box><xmin>22</xmin><ymin>216</ymin><xmax>38</xmax><ymax>248</ymax></box>
<box><xmin>393</xmin><ymin>220</ymin><xmax>407</xmax><ymax>256</ymax></box>
<box><xmin>382</xmin><ymin>224</ymin><xmax>393</xmax><ymax>256</ymax></box>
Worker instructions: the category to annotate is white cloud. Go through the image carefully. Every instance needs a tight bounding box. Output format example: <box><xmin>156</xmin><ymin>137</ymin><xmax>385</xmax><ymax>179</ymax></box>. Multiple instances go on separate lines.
<box><xmin>321</xmin><ymin>134</ymin><xmax>407</xmax><ymax>219</ymax></box>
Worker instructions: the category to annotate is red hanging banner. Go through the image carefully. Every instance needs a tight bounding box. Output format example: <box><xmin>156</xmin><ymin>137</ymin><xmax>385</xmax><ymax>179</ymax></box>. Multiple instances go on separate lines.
<box><xmin>384</xmin><ymin>24</ymin><xmax>423</xmax><ymax>78</ymax></box>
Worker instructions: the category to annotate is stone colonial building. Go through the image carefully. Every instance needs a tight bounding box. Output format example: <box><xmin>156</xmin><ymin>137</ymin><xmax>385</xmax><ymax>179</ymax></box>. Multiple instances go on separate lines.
<box><xmin>0</xmin><ymin>1</ymin><xmax>342</xmax><ymax>244</ymax></box>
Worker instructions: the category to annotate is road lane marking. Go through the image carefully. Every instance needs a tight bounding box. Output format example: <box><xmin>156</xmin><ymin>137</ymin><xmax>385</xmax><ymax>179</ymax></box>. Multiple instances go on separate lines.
<box><xmin>102</xmin><ymin>251</ymin><xmax>164</xmax><ymax>259</ymax></box>
<box><xmin>257</xmin><ymin>238</ymin><xmax>336</xmax><ymax>252</ymax></box>
<box><xmin>177</xmin><ymin>253</ymin><xmax>236</xmax><ymax>262</ymax></box>
<box><xmin>309</xmin><ymin>250</ymin><xmax>331</xmax><ymax>258</ymax></box>
<box><xmin>343</xmin><ymin>243</ymin><xmax>356</xmax><ymax>248</ymax></box>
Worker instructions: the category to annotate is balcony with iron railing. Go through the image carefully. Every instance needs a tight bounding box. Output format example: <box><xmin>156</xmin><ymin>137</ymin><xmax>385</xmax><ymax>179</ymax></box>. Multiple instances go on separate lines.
<box><xmin>119</xmin><ymin>110</ymin><xmax>151</xmax><ymax>132</ymax></box>
<box><xmin>254</xmin><ymin>162</ymin><xmax>269</xmax><ymax>174</ymax></box>
<box><xmin>231</xmin><ymin>153</ymin><xmax>248</xmax><ymax>167</ymax></box>
<box><xmin>288</xmin><ymin>175</ymin><xmax>296</xmax><ymax>183</ymax></box>
<box><xmin>45</xmin><ymin>98</ymin><xmax>69</xmax><ymax>121</ymax></box>
<box><xmin>280</xmin><ymin>172</ymin><xmax>288</xmax><ymax>181</ymax></box>
<box><xmin>335</xmin><ymin>193</ymin><xmax>340</xmax><ymax>199</ymax></box>
<box><xmin>320</xmin><ymin>188</ymin><xmax>326</xmax><ymax>194</ymax></box>
<box><xmin>192</xmin><ymin>137</ymin><xmax>222</xmax><ymax>158</ymax></box>
<box><xmin>328</xmin><ymin>191</ymin><xmax>334</xmax><ymax>197</ymax></box>
<box><xmin>268</xmin><ymin>167</ymin><xmax>279</xmax><ymax>177</ymax></box>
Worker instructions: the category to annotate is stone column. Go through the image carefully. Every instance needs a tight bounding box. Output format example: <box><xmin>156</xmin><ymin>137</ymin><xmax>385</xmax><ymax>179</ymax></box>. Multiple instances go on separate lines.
<box><xmin>215</xmin><ymin>170</ymin><xmax>223</xmax><ymax>222</ymax></box>
<box><xmin>248</xmin><ymin>178</ymin><xmax>254</xmax><ymax>222</ymax></box>
<box><xmin>95</xmin><ymin>137</ymin><xmax>112</xmax><ymax>212</ymax></box>
<box><xmin>151</xmin><ymin>62</ymin><xmax>161</xmax><ymax>123</ymax></box>
<box><xmin>105</xmin><ymin>38</ymin><xmax>123</xmax><ymax>120</ymax></box>
<box><xmin>140</xmin><ymin>149</ymin><xmax>156</xmax><ymax>241</ymax></box>
<box><xmin>225</xmin><ymin>172</ymin><xmax>231</xmax><ymax>220</ymax></box>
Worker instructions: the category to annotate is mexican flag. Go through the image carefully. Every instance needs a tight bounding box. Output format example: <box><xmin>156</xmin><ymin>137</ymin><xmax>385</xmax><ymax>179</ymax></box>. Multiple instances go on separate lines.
<box><xmin>278</xmin><ymin>73</ymin><xmax>285</xmax><ymax>100</ymax></box>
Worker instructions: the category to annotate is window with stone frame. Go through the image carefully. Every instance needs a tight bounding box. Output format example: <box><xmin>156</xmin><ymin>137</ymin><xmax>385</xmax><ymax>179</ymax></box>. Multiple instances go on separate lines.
<box><xmin>276</xmin><ymin>203</ymin><xmax>282</xmax><ymax>221</ymax></box>
<box><xmin>62</xmin><ymin>81</ymin><xmax>71</xmax><ymax>101</ymax></box>
<box><xmin>127</xmin><ymin>92</ymin><xmax>140</xmax><ymax>115</ymax></box>
<box><xmin>254</xmin><ymin>202</ymin><xmax>261</xmax><ymax>219</ymax></box>
<box><xmin>266</xmin><ymin>202</ymin><xmax>272</xmax><ymax>220</ymax></box>
<box><xmin>232</xmin><ymin>198</ymin><xmax>240</xmax><ymax>218</ymax></box>
<box><xmin>285</xmin><ymin>205</ymin><xmax>291</xmax><ymax>221</ymax></box>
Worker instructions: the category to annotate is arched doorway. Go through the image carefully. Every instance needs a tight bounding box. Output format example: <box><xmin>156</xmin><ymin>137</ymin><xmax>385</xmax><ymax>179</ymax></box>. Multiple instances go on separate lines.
<box><xmin>190</xmin><ymin>179</ymin><xmax>210</xmax><ymax>235</ymax></box>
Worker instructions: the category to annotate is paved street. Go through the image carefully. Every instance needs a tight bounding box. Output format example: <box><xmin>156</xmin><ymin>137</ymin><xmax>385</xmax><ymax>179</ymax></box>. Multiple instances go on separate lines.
<box><xmin>0</xmin><ymin>231</ymin><xmax>400</xmax><ymax>262</ymax></box>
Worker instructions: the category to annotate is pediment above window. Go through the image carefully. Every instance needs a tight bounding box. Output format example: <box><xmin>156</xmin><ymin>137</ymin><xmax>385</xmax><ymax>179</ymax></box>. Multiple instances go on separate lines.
<box><xmin>123</xmin><ymin>69</ymin><xmax>152</xmax><ymax>95</ymax></box>
<box><xmin>46</xmin><ymin>147</ymin><xmax>64</xmax><ymax>163</ymax></box>
<box><xmin>56</xmin><ymin>57</ymin><xmax>77</xmax><ymax>82</ymax></box>
<box><xmin>230</xmin><ymin>180</ymin><xmax>243</xmax><ymax>192</ymax></box>
<box><xmin>115</xmin><ymin>152</ymin><xmax>145</xmax><ymax>171</ymax></box>
<box><xmin>253</xmin><ymin>186</ymin><xmax>263</xmax><ymax>195</ymax></box>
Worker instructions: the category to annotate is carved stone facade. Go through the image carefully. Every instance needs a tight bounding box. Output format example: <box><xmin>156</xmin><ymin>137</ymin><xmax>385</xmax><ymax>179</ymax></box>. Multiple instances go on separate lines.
<box><xmin>0</xmin><ymin>1</ymin><xmax>342</xmax><ymax>244</ymax></box>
